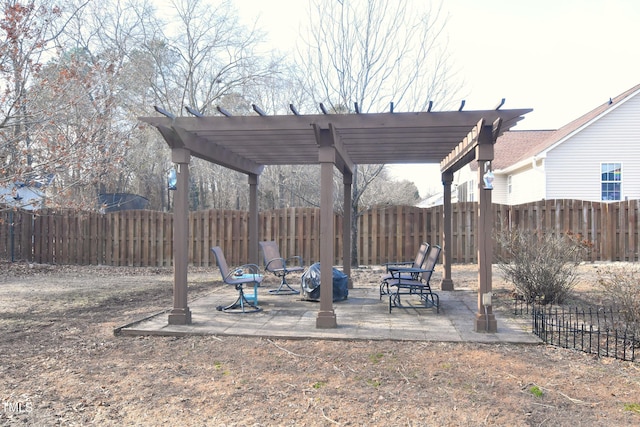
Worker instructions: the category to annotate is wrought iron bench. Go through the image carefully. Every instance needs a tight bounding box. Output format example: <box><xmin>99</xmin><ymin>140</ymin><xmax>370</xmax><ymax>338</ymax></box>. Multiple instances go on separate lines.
<box><xmin>380</xmin><ymin>242</ymin><xmax>430</xmax><ymax>299</ymax></box>
<box><xmin>385</xmin><ymin>245</ymin><xmax>441</xmax><ymax>313</ymax></box>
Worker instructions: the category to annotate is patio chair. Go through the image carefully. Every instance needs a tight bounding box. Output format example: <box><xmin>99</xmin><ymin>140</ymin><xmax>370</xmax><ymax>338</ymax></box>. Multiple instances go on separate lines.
<box><xmin>259</xmin><ymin>241</ymin><xmax>304</xmax><ymax>295</ymax></box>
<box><xmin>211</xmin><ymin>246</ymin><xmax>263</xmax><ymax>313</ymax></box>
<box><xmin>386</xmin><ymin>244</ymin><xmax>441</xmax><ymax>313</ymax></box>
<box><xmin>379</xmin><ymin>242</ymin><xmax>430</xmax><ymax>299</ymax></box>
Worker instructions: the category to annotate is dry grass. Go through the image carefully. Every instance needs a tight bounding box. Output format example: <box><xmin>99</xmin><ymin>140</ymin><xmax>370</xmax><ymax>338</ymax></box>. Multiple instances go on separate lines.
<box><xmin>0</xmin><ymin>260</ymin><xmax>639</xmax><ymax>426</ymax></box>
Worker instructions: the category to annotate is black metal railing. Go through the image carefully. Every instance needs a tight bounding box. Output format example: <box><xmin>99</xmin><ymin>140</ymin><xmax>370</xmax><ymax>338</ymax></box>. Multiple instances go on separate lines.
<box><xmin>513</xmin><ymin>299</ymin><xmax>638</xmax><ymax>362</ymax></box>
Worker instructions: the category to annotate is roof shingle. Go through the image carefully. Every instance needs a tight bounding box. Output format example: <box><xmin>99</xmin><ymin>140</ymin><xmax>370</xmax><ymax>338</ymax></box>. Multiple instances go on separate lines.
<box><xmin>493</xmin><ymin>83</ymin><xmax>640</xmax><ymax>170</ymax></box>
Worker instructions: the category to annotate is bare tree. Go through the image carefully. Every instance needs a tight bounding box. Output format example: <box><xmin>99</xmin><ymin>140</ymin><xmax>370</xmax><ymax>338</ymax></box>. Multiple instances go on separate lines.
<box><xmin>242</xmin><ymin>60</ymin><xmax>324</xmax><ymax>211</ymax></box>
<box><xmin>136</xmin><ymin>0</ymin><xmax>288</xmax><ymax>211</ymax></box>
<box><xmin>0</xmin><ymin>0</ymin><xmax>108</xmax><ymax>210</ymax></box>
<box><xmin>299</xmin><ymin>0</ymin><xmax>458</xmax><ymax>113</ymax></box>
<box><xmin>31</xmin><ymin>46</ymin><xmax>132</xmax><ymax>208</ymax></box>
<box><xmin>139</xmin><ymin>0</ymin><xmax>280</xmax><ymax>116</ymax></box>
<box><xmin>24</xmin><ymin>0</ymin><xmax>160</xmax><ymax>209</ymax></box>
<box><xmin>71</xmin><ymin>0</ymin><xmax>176</xmax><ymax>211</ymax></box>
<box><xmin>297</xmin><ymin>0</ymin><xmax>460</xmax><ymax>265</ymax></box>
<box><xmin>357</xmin><ymin>168</ymin><xmax>420</xmax><ymax>207</ymax></box>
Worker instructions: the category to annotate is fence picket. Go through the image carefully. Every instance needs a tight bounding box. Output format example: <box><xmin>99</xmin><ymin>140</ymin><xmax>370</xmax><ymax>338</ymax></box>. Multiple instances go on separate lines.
<box><xmin>2</xmin><ymin>200</ymin><xmax>640</xmax><ymax>267</ymax></box>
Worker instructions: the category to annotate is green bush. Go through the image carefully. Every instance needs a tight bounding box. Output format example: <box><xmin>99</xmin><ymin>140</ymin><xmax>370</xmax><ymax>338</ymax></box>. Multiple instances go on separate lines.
<box><xmin>597</xmin><ymin>265</ymin><xmax>640</xmax><ymax>337</ymax></box>
<box><xmin>495</xmin><ymin>229</ymin><xmax>591</xmax><ymax>304</ymax></box>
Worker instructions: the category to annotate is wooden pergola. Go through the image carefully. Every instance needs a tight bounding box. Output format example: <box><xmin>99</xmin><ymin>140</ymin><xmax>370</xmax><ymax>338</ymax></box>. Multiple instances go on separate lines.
<box><xmin>140</xmin><ymin>105</ymin><xmax>530</xmax><ymax>332</ymax></box>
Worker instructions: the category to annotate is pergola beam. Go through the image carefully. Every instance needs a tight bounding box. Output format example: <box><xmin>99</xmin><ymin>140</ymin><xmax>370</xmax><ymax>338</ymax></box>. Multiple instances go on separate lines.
<box><xmin>143</xmin><ymin>110</ymin><xmax>530</xmax><ymax>133</ymax></box>
<box><xmin>173</xmin><ymin>126</ymin><xmax>264</xmax><ymax>175</ymax></box>
<box><xmin>139</xmin><ymin>112</ymin><xmax>529</xmax><ymax>167</ymax></box>
<box><xmin>439</xmin><ymin>119</ymin><xmax>485</xmax><ymax>173</ymax></box>
<box><xmin>155</xmin><ymin>125</ymin><xmax>184</xmax><ymax>150</ymax></box>
<box><xmin>439</xmin><ymin>117</ymin><xmax>504</xmax><ymax>174</ymax></box>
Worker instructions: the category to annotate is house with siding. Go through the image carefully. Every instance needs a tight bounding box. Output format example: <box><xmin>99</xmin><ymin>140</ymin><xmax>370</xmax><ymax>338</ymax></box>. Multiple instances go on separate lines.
<box><xmin>453</xmin><ymin>83</ymin><xmax>640</xmax><ymax>205</ymax></box>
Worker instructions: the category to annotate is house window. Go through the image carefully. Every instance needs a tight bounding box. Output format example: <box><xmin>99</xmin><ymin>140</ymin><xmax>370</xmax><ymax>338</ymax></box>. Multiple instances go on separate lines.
<box><xmin>507</xmin><ymin>175</ymin><xmax>513</xmax><ymax>194</ymax></box>
<box><xmin>468</xmin><ymin>179</ymin><xmax>475</xmax><ymax>202</ymax></box>
<box><xmin>601</xmin><ymin>163</ymin><xmax>622</xmax><ymax>201</ymax></box>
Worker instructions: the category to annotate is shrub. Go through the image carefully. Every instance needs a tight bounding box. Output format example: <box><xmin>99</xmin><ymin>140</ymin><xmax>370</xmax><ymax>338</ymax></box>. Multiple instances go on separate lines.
<box><xmin>495</xmin><ymin>229</ymin><xmax>590</xmax><ymax>304</ymax></box>
<box><xmin>597</xmin><ymin>265</ymin><xmax>640</xmax><ymax>337</ymax></box>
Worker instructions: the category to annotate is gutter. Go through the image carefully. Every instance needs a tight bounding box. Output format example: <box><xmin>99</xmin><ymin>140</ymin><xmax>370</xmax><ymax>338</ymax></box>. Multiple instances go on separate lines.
<box><xmin>531</xmin><ymin>154</ymin><xmax>546</xmax><ymax>172</ymax></box>
<box><xmin>501</xmin><ymin>153</ymin><xmax>546</xmax><ymax>174</ymax></box>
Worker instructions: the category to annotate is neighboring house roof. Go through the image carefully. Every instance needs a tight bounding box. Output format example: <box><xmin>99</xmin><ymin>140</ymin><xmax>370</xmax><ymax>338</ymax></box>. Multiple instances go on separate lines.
<box><xmin>417</xmin><ymin>192</ymin><xmax>443</xmax><ymax>208</ymax></box>
<box><xmin>491</xmin><ymin>130</ymin><xmax>555</xmax><ymax>170</ymax></box>
<box><xmin>488</xmin><ymin>83</ymin><xmax>640</xmax><ymax>172</ymax></box>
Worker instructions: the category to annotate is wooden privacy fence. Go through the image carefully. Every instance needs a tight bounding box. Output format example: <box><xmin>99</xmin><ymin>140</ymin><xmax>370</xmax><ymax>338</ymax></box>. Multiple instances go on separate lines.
<box><xmin>1</xmin><ymin>199</ymin><xmax>639</xmax><ymax>267</ymax></box>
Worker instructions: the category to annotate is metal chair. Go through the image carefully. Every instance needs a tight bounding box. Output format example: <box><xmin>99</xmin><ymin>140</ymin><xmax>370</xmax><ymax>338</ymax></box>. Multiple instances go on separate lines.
<box><xmin>259</xmin><ymin>241</ymin><xmax>304</xmax><ymax>295</ymax></box>
<box><xmin>211</xmin><ymin>246</ymin><xmax>263</xmax><ymax>313</ymax></box>
<box><xmin>386</xmin><ymin>244</ymin><xmax>441</xmax><ymax>313</ymax></box>
<box><xmin>379</xmin><ymin>242</ymin><xmax>430</xmax><ymax>298</ymax></box>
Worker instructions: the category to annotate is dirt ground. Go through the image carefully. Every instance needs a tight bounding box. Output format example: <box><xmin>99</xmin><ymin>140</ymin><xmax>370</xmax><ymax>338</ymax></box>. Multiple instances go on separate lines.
<box><xmin>0</xmin><ymin>260</ymin><xmax>639</xmax><ymax>426</ymax></box>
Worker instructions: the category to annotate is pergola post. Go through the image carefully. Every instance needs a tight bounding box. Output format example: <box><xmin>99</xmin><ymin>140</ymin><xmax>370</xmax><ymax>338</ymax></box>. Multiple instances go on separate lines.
<box><xmin>168</xmin><ymin>148</ymin><xmax>192</xmax><ymax>325</ymax></box>
<box><xmin>440</xmin><ymin>170</ymin><xmax>454</xmax><ymax>291</ymax></box>
<box><xmin>474</xmin><ymin>125</ymin><xmax>497</xmax><ymax>332</ymax></box>
<box><xmin>343</xmin><ymin>171</ymin><xmax>353</xmax><ymax>288</ymax></box>
<box><xmin>317</xmin><ymin>144</ymin><xmax>337</xmax><ymax>328</ymax></box>
<box><xmin>248</xmin><ymin>173</ymin><xmax>259</xmax><ymax>265</ymax></box>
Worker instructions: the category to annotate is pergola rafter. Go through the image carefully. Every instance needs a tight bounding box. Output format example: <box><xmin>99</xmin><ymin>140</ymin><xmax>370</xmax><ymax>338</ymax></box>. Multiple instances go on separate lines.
<box><xmin>173</xmin><ymin>126</ymin><xmax>265</xmax><ymax>175</ymax></box>
<box><xmin>139</xmin><ymin>104</ymin><xmax>531</xmax><ymax>332</ymax></box>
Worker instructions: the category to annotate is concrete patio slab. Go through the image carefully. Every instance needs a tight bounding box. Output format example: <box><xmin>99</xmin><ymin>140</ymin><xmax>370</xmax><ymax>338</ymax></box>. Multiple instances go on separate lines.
<box><xmin>116</xmin><ymin>282</ymin><xmax>541</xmax><ymax>345</ymax></box>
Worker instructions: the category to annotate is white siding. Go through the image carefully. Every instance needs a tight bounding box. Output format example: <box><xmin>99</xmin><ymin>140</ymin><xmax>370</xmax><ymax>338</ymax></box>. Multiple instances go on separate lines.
<box><xmin>453</xmin><ymin>164</ymin><xmax>475</xmax><ymax>202</ymax></box>
<box><xmin>503</xmin><ymin>166</ymin><xmax>546</xmax><ymax>205</ymax></box>
<box><xmin>490</xmin><ymin>174</ymin><xmax>509</xmax><ymax>204</ymax></box>
<box><xmin>454</xmin><ymin>165</ymin><xmax>474</xmax><ymax>188</ymax></box>
<box><xmin>454</xmin><ymin>90</ymin><xmax>640</xmax><ymax>205</ymax></box>
<box><xmin>546</xmin><ymin>93</ymin><xmax>640</xmax><ymax>201</ymax></box>
<box><xmin>455</xmin><ymin>156</ymin><xmax>545</xmax><ymax>205</ymax></box>
<box><xmin>491</xmin><ymin>162</ymin><xmax>545</xmax><ymax>205</ymax></box>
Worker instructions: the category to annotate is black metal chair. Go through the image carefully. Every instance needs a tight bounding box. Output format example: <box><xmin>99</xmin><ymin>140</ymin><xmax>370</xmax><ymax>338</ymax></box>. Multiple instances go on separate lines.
<box><xmin>379</xmin><ymin>242</ymin><xmax>430</xmax><ymax>299</ymax></box>
<box><xmin>259</xmin><ymin>241</ymin><xmax>304</xmax><ymax>295</ymax></box>
<box><xmin>386</xmin><ymin>244</ymin><xmax>441</xmax><ymax>313</ymax></box>
<box><xmin>211</xmin><ymin>246</ymin><xmax>263</xmax><ymax>313</ymax></box>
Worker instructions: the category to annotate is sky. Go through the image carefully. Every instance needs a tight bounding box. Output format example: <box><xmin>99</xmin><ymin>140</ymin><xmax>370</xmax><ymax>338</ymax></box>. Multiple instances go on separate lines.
<box><xmin>233</xmin><ymin>0</ymin><xmax>640</xmax><ymax>197</ymax></box>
